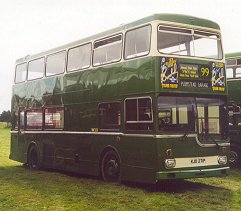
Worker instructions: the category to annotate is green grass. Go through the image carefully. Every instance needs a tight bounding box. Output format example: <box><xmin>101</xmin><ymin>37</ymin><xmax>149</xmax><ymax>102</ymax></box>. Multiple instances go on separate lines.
<box><xmin>1</xmin><ymin>124</ymin><xmax>241</xmax><ymax>210</ymax></box>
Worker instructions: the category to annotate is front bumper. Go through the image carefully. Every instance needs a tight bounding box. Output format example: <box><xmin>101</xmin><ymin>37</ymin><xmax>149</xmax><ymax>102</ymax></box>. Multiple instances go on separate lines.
<box><xmin>156</xmin><ymin>166</ymin><xmax>229</xmax><ymax>180</ymax></box>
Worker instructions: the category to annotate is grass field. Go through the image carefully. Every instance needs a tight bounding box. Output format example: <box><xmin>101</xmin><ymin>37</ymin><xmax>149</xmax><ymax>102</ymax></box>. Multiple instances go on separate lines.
<box><xmin>1</xmin><ymin>123</ymin><xmax>241</xmax><ymax>211</ymax></box>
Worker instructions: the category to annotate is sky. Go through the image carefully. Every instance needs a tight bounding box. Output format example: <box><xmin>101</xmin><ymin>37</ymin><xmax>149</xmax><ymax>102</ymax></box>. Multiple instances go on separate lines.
<box><xmin>0</xmin><ymin>0</ymin><xmax>240</xmax><ymax>113</ymax></box>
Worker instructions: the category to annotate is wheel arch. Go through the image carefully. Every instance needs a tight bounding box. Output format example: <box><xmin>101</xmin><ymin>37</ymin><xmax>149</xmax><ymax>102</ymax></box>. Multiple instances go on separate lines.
<box><xmin>99</xmin><ymin>145</ymin><xmax>122</xmax><ymax>163</ymax></box>
<box><xmin>27</xmin><ymin>141</ymin><xmax>38</xmax><ymax>157</ymax></box>
<box><xmin>229</xmin><ymin>141</ymin><xmax>241</xmax><ymax>168</ymax></box>
<box><xmin>230</xmin><ymin>141</ymin><xmax>241</xmax><ymax>151</ymax></box>
<box><xmin>99</xmin><ymin>145</ymin><xmax>122</xmax><ymax>177</ymax></box>
<box><xmin>27</xmin><ymin>141</ymin><xmax>42</xmax><ymax>167</ymax></box>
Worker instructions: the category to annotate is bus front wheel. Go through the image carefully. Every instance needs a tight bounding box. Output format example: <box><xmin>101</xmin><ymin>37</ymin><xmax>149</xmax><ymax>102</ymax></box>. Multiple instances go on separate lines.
<box><xmin>27</xmin><ymin>145</ymin><xmax>40</xmax><ymax>170</ymax></box>
<box><xmin>229</xmin><ymin>146</ymin><xmax>241</xmax><ymax>168</ymax></box>
<box><xmin>101</xmin><ymin>150</ymin><xmax>121</xmax><ymax>183</ymax></box>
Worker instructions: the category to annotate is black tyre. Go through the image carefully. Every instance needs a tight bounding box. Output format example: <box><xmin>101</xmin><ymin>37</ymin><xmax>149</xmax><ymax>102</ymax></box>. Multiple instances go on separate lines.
<box><xmin>28</xmin><ymin>145</ymin><xmax>41</xmax><ymax>170</ymax></box>
<box><xmin>101</xmin><ymin>150</ymin><xmax>121</xmax><ymax>183</ymax></box>
<box><xmin>229</xmin><ymin>146</ymin><xmax>241</xmax><ymax>168</ymax></box>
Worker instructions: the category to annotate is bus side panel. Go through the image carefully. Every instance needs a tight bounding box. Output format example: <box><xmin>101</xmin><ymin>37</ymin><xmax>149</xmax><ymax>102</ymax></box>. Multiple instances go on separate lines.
<box><xmin>119</xmin><ymin>136</ymin><xmax>158</xmax><ymax>184</ymax></box>
<box><xmin>39</xmin><ymin>134</ymin><xmax>92</xmax><ymax>174</ymax></box>
<box><xmin>9</xmin><ymin>134</ymin><xmax>18</xmax><ymax>161</ymax></box>
<box><xmin>17</xmin><ymin>133</ymin><xmax>28</xmax><ymax>163</ymax></box>
<box><xmin>10</xmin><ymin>133</ymin><xmax>28</xmax><ymax>163</ymax></box>
<box><xmin>121</xmin><ymin>58</ymin><xmax>155</xmax><ymax>95</ymax></box>
<box><xmin>90</xmin><ymin>134</ymin><xmax>119</xmax><ymax>177</ymax></box>
<box><xmin>228</xmin><ymin>80</ymin><xmax>241</xmax><ymax>103</ymax></box>
<box><xmin>88</xmin><ymin>134</ymin><xmax>158</xmax><ymax>182</ymax></box>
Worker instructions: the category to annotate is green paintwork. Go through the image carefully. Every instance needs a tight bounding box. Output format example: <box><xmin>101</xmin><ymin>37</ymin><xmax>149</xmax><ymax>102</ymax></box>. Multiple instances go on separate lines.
<box><xmin>226</xmin><ymin>51</ymin><xmax>241</xmax><ymax>103</ymax></box>
<box><xmin>12</xmin><ymin>57</ymin><xmax>226</xmax><ymax>110</ymax></box>
<box><xmin>226</xmin><ymin>52</ymin><xmax>241</xmax><ymax>165</ymax></box>
<box><xmin>227</xmin><ymin>80</ymin><xmax>241</xmax><ymax>104</ymax></box>
<box><xmin>226</xmin><ymin>52</ymin><xmax>241</xmax><ymax>104</ymax></box>
<box><xmin>10</xmin><ymin>14</ymin><xmax>229</xmax><ymax>184</ymax></box>
<box><xmin>226</xmin><ymin>52</ymin><xmax>241</xmax><ymax>59</ymax></box>
<box><xmin>11</xmin><ymin>56</ymin><xmax>229</xmax><ymax>183</ymax></box>
<box><xmin>156</xmin><ymin>167</ymin><xmax>229</xmax><ymax>180</ymax></box>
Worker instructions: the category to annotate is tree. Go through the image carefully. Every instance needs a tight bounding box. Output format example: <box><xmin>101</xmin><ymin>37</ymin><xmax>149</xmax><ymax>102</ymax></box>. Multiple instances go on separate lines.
<box><xmin>0</xmin><ymin>110</ymin><xmax>11</xmax><ymax>122</ymax></box>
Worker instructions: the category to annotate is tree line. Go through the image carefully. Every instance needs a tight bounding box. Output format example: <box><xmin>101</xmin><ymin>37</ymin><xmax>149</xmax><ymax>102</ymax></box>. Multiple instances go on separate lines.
<box><xmin>0</xmin><ymin>110</ymin><xmax>11</xmax><ymax>122</ymax></box>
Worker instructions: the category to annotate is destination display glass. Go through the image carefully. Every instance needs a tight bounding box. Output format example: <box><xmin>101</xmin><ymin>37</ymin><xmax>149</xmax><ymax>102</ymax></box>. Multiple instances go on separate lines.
<box><xmin>160</xmin><ymin>57</ymin><xmax>225</xmax><ymax>92</ymax></box>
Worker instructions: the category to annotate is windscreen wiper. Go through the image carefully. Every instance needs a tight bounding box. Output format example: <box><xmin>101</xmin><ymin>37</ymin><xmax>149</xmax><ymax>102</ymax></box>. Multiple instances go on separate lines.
<box><xmin>181</xmin><ymin>101</ymin><xmax>196</xmax><ymax>140</ymax></box>
<box><xmin>200</xmin><ymin>117</ymin><xmax>205</xmax><ymax>141</ymax></box>
<box><xmin>200</xmin><ymin>117</ymin><xmax>220</xmax><ymax>147</ymax></box>
<box><xmin>205</xmin><ymin>131</ymin><xmax>220</xmax><ymax>147</ymax></box>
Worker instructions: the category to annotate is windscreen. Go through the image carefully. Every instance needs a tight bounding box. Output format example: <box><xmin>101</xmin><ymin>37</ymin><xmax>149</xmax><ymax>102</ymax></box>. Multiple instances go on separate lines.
<box><xmin>158</xmin><ymin>96</ymin><xmax>228</xmax><ymax>142</ymax></box>
<box><xmin>158</xmin><ymin>26</ymin><xmax>222</xmax><ymax>60</ymax></box>
<box><xmin>158</xmin><ymin>96</ymin><xmax>195</xmax><ymax>132</ymax></box>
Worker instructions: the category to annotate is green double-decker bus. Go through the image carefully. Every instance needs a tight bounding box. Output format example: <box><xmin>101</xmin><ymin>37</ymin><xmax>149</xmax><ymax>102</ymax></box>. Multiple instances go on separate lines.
<box><xmin>10</xmin><ymin>14</ymin><xmax>229</xmax><ymax>184</ymax></box>
<box><xmin>226</xmin><ymin>52</ymin><xmax>241</xmax><ymax>167</ymax></box>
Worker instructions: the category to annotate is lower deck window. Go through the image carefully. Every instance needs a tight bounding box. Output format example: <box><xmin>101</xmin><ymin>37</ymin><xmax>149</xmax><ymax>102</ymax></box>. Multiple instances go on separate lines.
<box><xmin>26</xmin><ymin>109</ymin><xmax>43</xmax><ymax>130</ymax></box>
<box><xmin>19</xmin><ymin>110</ymin><xmax>25</xmax><ymax>130</ymax></box>
<box><xmin>228</xmin><ymin>105</ymin><xmax>241</xmax><ymax>126</ymax></box>
<box><xmin>14</xmin><ymin>110</ymin><xmax>19</xmax><ymax>130</ymax></box>
<box><xmin>125</xmin><ymin>97</ymin><xmax>153</xmax><ymax>131</ymax></box>
<box><xmin>99</xmin><ymin>102</ymin><xmax>120</xmax><ymax>131</ymax></box>
<box><xmin>45</xmin><ymin>107</ymin><xmax>64</xmax><ymax>130</ymax></box>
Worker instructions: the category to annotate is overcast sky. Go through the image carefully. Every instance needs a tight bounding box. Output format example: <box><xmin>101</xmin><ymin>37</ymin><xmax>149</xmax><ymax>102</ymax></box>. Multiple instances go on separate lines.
<box><xmin>0</xmin><ymin>0</ymin><xmax>240</xmax><ymax>113</ymax></box>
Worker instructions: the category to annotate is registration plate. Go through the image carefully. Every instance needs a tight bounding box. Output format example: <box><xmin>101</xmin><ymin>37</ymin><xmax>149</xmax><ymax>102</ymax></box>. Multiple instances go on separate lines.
<box><xmin>191</xmin><ymin>158</ymin><xmax>206</xmax><ymax>164</ymax></box>
<box><xmin>174</xmin><ymin>156</ymin><xmax>219</xmax><ymax>168</ymax></box>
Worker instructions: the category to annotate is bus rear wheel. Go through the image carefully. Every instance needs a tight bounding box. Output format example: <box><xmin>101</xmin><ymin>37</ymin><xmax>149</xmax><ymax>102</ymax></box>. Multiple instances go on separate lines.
<box><xmin>28</xmin><ymin>145</ymin><xmax>40</xmax><ymax>170</ymax></box>
<box><xmin>101</xmin><ymin>150</ymin><xmax>121</xmax><ymax>183</ymax></box>
<box><xmin>229</xmin><ymin>146</ymin><xmax>241</xmax><ymax>168</ymax></box>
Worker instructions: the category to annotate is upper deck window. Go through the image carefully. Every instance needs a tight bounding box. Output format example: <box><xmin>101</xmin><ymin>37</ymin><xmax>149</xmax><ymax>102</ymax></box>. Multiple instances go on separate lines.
<box><xmin>158</xmin><ymin>25</ymin><xmax>222</xmax><ymax>60</ymax></box>
<box><xmin>93</xmin><ymin>35</ymin><xmax>122</xmax><ymax>66</ymax></box>
<box><xmin>226</xmin><ymin>58</ymin><xmax>237</xmax><ymax>67</ymax></box>
<box><xmin>46</xmin><ymin>51</ymin><xmax>66</xmax><ymax>76</ymax></box>
<box><xmin>124</xmin><ymin>25</ymin><xmax>151</xmax><ymax>59</ymax></box>
<box><xmin>238</xmin><ymin>59</ymin><xmax>241</xmax><ymax>65</ymax></box>
<box><xmin>67</xmin><ymin>43</ymin><xmax>91</xmax><ymax>71</ymax></box>
<box><xmin>226</xmin><ymin>68</ymin><xmax>234</xmax><ymax>79</ymax></box>
<box><xmin>15</xmin><ymin>63</ymin><xmax>27</xmax><ymax>83</ymax></box>
<box><xmin>226</xmin><ymin>58</ymin><xmax>241</xmax><ymax>67</ymax></box>
<box><xmin>28</xmin><ymin>57</ymin><xmax>45</xmax><ymax>80</ymax></box>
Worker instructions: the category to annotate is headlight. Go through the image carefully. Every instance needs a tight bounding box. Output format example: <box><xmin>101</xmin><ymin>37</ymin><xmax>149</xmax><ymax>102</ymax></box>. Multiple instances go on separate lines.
<box><xmin>165</xmin><ymin>159</ymin><xmax>176</xmax><ymax>169</ymax></box>
<box><xmin>218</xmin><ymin>156</ymin><xmax>227</xmax><ymax>165</ymax></box>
